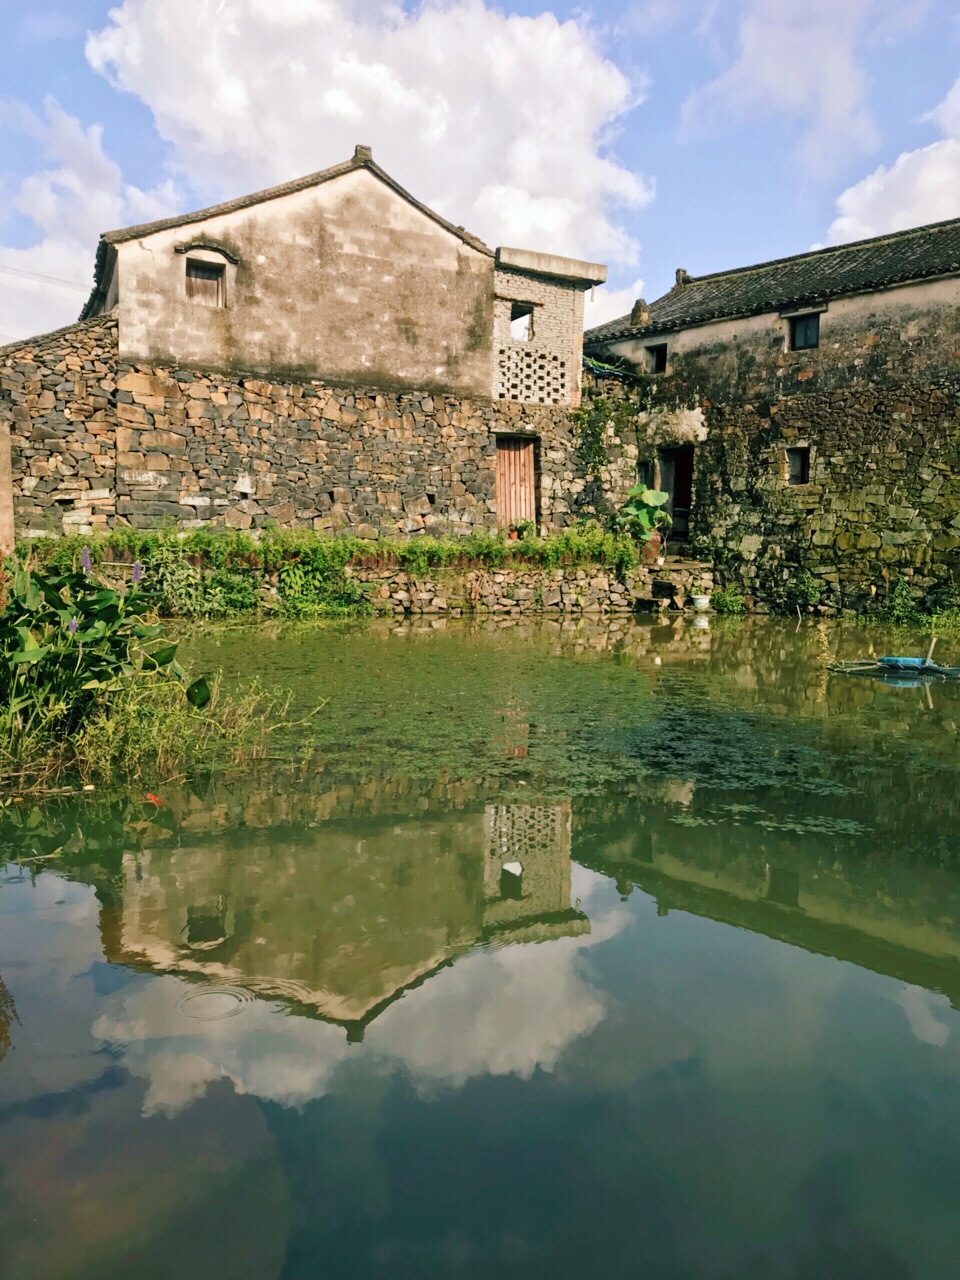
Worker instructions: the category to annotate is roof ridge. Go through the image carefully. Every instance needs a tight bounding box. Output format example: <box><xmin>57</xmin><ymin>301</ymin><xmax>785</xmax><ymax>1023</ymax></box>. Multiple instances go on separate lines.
<box><xmin>679</xmin><ymin>214</ymin><xmax>960</xmax><ymax>287</ymax></box>
<box><xmin>99</xmin><ymin>150</ymin><xmax>493</xmax><ymax>258</ymax></box>
<box><xmin>584</xmin><ymin>214</ymin><xmax>960</xmax><ymax>346</ymax></box>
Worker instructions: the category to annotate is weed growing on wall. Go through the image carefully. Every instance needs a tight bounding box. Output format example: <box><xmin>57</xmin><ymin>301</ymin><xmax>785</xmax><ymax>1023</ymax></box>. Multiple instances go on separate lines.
<box><xmin>21</xmin><ymin>524</ymin><xmax>640</xmax><ymax>619</ymax></box>
<box><xmin>711</xmin><ymin>586</ymin><xmax>747</xmax><ymax>615</ymax></box>
<box><xmin>875</xmin><ymin>576</ymin><xmax>960</xmax><ymax>640</ymax></box>
<box><xmin>783</xmin><ymin>570</ymin><xmax>823</xmax><ymax>611</ymax></box>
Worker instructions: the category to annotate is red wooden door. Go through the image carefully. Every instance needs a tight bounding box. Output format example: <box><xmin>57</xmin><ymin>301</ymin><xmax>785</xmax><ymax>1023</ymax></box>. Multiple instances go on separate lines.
<box><xmin>496</xmin><ymin>437</ymin><xmax>536</xmax><ymax>527</ymax></box>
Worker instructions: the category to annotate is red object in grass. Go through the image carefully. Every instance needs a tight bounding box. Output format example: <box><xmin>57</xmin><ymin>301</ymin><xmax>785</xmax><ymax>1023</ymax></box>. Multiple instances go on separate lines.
<box><xmin>145</xmin><ymin>793</ymin><xmax>163</xmax><ymax>807</ymax></box>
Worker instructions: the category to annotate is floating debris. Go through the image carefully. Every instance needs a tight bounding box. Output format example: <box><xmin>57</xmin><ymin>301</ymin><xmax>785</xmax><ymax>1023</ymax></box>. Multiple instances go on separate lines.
<box><xmin>829</xmin><ymin>646</ymin><xmax>960</xmax><ymax>686</ymax></box>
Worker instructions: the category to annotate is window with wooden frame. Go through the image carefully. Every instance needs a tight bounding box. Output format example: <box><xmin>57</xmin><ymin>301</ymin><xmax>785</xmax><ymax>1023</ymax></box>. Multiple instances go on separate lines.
<box><xmin>789</xmin><ymin>312</ymin><xmax>819</xmax><ymax>351</ymax></box>
<box><xmin>186</xmin><ymin>258</ymin><xmax>226</xmax><ymax>307</ymax></box>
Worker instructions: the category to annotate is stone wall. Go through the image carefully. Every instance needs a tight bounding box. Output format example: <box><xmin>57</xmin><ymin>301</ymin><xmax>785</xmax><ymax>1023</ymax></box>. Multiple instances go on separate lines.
<box><xmin>695</xmin><ymin>380</ymin><xmax>960</xmax><ymax>612</ymax></box>
<box><xmin>0</xmin><ymin>315</ymin><xmax>637</xmax><ymax>538</ymax></box>
<box><xmin>346</xmin><ymin>557</ymin><xmax>714</xmax><ymax>615</ymax></box>
<box><xmin>590</xmin><ymin>278</ymin><xmax>960</xmax><ymax>611</ymax></box>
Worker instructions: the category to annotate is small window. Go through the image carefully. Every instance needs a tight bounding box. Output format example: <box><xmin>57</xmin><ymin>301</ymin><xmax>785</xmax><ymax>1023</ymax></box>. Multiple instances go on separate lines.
<box><xmin>186</xmin><ymin>258</ymin><xmax>225</xmax><ymax>307</ymax></box>
<box><xmin>637</xmin><ymin>458</ymin><xmax>655</xmax><ymax>488</ymax></box>
<box><xmin>787</xmin><ymin>447</ymin><xmax>810</xmax><ymax>486</ymax></box>
<box><xmin>510</xmin><ymin>302</ymin><xmax>534</xmax><ymax>342</ymax></box>
<box><xmin>647</xmin><ymin>343</ymin><xmax>668</xmax><ymax>374</ymax></box>
<box><xmin>789</xmin><ymin>313</ymin><xmax>819</xmax><ymax>351</ymax></box>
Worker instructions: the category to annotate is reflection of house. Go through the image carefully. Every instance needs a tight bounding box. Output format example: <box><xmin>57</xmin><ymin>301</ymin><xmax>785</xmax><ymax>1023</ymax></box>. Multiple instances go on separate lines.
<box><xmin>99</xmin><ymin>802</ymin><xmax>587</xmax><ymax>1038</ymax></box>
<box><xmin>578</xmin><ymin>801</ymin><xmax>960</xmax><ymax>1007</ymax></box>
<box><xmin>483</xmin><ymin>801</ymin><xmax>586</xmax><ymax>944</ymax></box>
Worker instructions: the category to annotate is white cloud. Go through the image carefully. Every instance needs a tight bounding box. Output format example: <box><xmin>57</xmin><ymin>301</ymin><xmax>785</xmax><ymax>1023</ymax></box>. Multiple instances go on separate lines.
<box><xmin>84</xmin><ymin>0</ymin><xmax>650</xmax><ymax>267</ymax></box>
<box><xmin>825</xmin><ymin>139</ymin><xmax>960</xmax><ymax>243</ymax></box>
<box><xmin>0</xmin><ymin>97</ymin><xmax>177</xmax><ymax>343</ymax></box>
<box><xmin>583</xmin><ymin>275</ymin><xmax>645</xmax><ymax>330</ymax></box>
<box><xmin>826</xmin><ymin>75</ymin><xmax>960</xmax><ymax>243</ymax></box>
<box><xmin>930</xmin><ymin>74</ymin><xmax>960</xmax><ymax>137</ymax></box>
<box><xmin>680</xmin><ymin>0</ymin><xmax>906</xmax><ymax>175</ymax></box>
<box><xmin>897</xmin><ymin>982</ymin><xmax>952</xmax><ymax>1047</ymax></box>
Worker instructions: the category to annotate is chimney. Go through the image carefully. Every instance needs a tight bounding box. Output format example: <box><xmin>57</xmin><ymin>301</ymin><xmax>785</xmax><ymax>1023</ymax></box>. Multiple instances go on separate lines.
<box><xmin>630</xmin><ymin>297</ymin><xmax>650</xmax><ymax>327</ymax></box>
<box><xmin>354</xmin><ymin>144</ymin><xmax>373</xmax><ymax>162</ymax></box>
<box><xmin>675</xmin><ymin>268</ymin><xmax>690</xmax><ymax>287</ymax></box>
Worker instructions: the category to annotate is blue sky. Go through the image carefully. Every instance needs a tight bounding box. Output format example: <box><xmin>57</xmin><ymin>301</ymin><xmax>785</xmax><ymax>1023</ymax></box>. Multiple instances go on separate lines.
<box><xmin>1</xmin><ymin>0</ymin><xmax>959</xmax><ymax>341</ymax></box>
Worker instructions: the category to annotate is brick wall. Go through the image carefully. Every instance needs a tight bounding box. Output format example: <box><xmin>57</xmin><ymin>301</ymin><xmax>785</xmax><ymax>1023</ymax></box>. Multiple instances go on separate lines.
<box><xmin>493</xmin><ymin>266</ymin><xmax>585</xmax><ymax>406</ymax></box>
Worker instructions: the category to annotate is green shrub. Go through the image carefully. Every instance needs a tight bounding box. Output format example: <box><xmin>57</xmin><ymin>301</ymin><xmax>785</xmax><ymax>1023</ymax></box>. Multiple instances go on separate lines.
<box><xmin>0</xmin><ymin>554</ymin><xmax>311</xmax><ymax>789</ymax></box>
<box><xmin>712</xmin><ymin>585</ymin><xmax>747</xmax><ymax>615</ymax></box>
<box><xmin>611</xmin><ymin>486</ymin><xmax>671</xmax><ymax>544</ymax></box>
<box><xmin>1</xmin><ymin>558</ymin><xmax>185</xmax><ymax>736</ymax></box>
<box><xmin>72</xmin><ymin>673</ymin><xmax>295</xmax><ymax>783</ymax></box>
<box><xmin>783</xmin><ymin>570</ymin><xmax>822</xmax><ymax>610</ymax></box>
<box><xmin>878</xmin><ymin>576</ymin><xmax>923</xmax><ymax>625</ymax></box>
<box><xmin>0</xmin><ymin>556</ymin><xmax>220</xmax><ymax>782</ymax></box>
<box><xmin>23</xmin><ymin>523</ymin><xmax>642</xmax><ymax>617</ymax></box>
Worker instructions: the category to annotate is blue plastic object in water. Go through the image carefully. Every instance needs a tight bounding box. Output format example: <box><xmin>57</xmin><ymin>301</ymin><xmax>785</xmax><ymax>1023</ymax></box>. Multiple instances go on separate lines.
<box><xmin>877</xmin><ymin>656</ymin><xmax>927</xmax><ymax>669</ymax></box>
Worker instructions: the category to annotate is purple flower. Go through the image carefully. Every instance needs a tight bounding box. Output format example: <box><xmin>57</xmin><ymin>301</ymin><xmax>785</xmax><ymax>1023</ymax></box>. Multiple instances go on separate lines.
<box><xmin>68</xmin><ymin>617</ymin><xmax>78</xmax><ymax>634</ymax></box>
<box><xmin>81</xmin><ymin>545</ymin><xmax>91</xmax><ymax>574</ymax></box>
<box><xmin>133</xmin><ymin>560</ymin><xmax>142</xmax><ymax>585</ymax></box>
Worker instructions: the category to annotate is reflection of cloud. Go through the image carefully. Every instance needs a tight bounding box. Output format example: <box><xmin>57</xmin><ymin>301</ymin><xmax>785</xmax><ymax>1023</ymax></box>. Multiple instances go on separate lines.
<box><xmin>92</xmin><ymin>981</ymin><xmax>350</xmax><ymax>1115</ymax></box>
<box><xmin>93</xmin><ymin>870</ymin><xmax>627</xmax><ymax>1115</ymax></box>
<box><xmin>369</xmin><ymin>909</ymin><xmax>627</xmax><ymax>1090</ymax></box>
<box><xmin>897</xmin><ymin>983</ymin><xmax>951</xmax><ymax>1047</ymax></box>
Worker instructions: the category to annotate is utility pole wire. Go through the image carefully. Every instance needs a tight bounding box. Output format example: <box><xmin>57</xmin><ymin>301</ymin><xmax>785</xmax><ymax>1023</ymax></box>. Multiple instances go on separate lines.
<box><xmin>0</xmin><ymin>263</ymin><xmax>88</xmax><ymax>291</ymax></box>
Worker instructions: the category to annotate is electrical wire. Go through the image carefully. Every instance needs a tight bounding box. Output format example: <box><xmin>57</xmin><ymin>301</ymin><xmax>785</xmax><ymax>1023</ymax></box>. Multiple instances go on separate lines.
<box><xmin>0</xmin><ymin>263</ymin><xmax>88</xmax><ymax>291</ymax></box>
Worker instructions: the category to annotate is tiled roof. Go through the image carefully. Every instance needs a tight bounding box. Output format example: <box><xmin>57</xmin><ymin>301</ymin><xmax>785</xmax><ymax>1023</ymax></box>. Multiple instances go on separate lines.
<box><xmin>80</xmin><ymin>148</ymin><xmax>493</xmax><ymax>320</ymax></box>
<box><xmin>584</xmin><ymin>216</ymin><xmax>960</xmax><ymax>348</ymax></box>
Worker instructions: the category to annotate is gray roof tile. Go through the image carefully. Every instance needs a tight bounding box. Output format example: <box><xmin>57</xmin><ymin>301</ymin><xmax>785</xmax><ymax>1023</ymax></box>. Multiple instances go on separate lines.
<box><xmin>584</xmin><ymin>216</ymin><xmax>960</xmax><ymax>347</ymax></box>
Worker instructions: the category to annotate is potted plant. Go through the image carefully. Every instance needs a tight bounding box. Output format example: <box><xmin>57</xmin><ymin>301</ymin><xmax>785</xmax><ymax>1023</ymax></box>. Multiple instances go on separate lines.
<box><xmin>614</xmin><ymin>487</ymin><xmax>672</xmax><ymax>561</ymax></box>
<box><xmin>509</xmin><ymin>519</ymin><xmax>536</xmax><ymax>541</ymax></box>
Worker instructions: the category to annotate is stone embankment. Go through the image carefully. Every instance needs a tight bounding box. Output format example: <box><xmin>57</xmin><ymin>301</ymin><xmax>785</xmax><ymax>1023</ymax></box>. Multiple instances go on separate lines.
<box><xmin>346</xmin><ymin>556</ymin><xmax>714</xmax><ymax>615</ymax></box>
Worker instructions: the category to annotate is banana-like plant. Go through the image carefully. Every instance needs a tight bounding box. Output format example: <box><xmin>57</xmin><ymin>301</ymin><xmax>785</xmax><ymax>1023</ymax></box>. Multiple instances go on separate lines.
<box><xmin>1</xmin><ymin>556</ymin><xmax>210</xmax><ymax>747</ymax></box>
<box><xmin>613</xmin><ymin>487</ymin><xmax>672</xmax><ymax>544</ymax></box>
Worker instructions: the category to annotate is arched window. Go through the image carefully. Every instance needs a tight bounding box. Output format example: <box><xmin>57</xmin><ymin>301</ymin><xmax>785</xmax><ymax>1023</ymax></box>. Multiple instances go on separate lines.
<box><xmin>175</xmin><ymin>243</ymin><xmax>238</xmax><ymax>308</ymax></box>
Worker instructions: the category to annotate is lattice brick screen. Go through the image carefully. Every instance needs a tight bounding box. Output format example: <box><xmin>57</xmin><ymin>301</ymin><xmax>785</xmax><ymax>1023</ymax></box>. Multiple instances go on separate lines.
<box><xmin>496</xmin><ymin>346</ymin><xmax>568</xmax><ymax>404</ymax></box>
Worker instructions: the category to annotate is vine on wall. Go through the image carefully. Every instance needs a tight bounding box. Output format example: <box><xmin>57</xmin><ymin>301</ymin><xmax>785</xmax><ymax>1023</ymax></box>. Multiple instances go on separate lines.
<box><xmin>572</xmin><ymin>374</ymin><xmax>654</xmax><ymax>479</ymax></box>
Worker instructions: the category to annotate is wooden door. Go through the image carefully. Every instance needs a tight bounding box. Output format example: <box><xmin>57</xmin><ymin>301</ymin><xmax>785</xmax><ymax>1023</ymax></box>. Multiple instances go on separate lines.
<box><xmin>496</xmin><ymin>437</ymin><xmax>536</xmax><ymax>527</ymax></box>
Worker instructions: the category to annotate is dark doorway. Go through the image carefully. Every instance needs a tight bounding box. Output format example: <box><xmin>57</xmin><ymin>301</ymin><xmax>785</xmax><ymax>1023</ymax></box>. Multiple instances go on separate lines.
<box><xmin>658</xmin><ymin>445</ymin><xmax>694</xmax><ymax>538</ymax></box>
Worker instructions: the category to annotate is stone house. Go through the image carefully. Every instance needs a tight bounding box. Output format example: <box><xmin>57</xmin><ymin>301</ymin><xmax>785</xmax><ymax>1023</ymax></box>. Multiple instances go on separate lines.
<box><xmin>0</xmin><ymin>146</ymin><xmax>605</xmax><ymax>543</ymax></box>
<box><xmin>584</xmin><ymin>218</ymin><xmax>960</xmax><ymax>610</ymax></box>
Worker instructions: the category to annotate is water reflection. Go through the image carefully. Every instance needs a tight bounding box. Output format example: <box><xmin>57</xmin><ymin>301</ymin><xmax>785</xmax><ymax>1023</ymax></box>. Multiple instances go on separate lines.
<box><xmin>577</xmin><ymin>789</ymin><xmax>960</xmax><ymax>1013</ymax></box>
<box><xmin>3</xmin><ymin>615</ymin><xmax>960</xmax><ymax>1279</ymax></box>
<box><xmin>97</xmin><ymin>798</ymin><xmax>586</xmax><ymax>1037</ymax></box>
<box><xmin>0</xmin><ymin>974</ymin><xmax>16</xmax><ymax>1065</ymax></box>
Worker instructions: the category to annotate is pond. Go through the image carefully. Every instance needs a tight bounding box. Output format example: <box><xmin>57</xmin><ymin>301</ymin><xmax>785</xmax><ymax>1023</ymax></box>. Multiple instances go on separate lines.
<box><xmin>2</xmin><ymin>614</ymin><xmax>960</xmax><ymax>1279</ymax></box>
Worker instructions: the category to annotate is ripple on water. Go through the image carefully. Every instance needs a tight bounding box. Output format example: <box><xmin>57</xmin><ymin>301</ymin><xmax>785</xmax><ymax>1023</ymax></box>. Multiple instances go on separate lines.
<box><xmin>175</xmin><ymin>985</ymin><xmax>254</xmax><ymax>1021</ymax></box>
